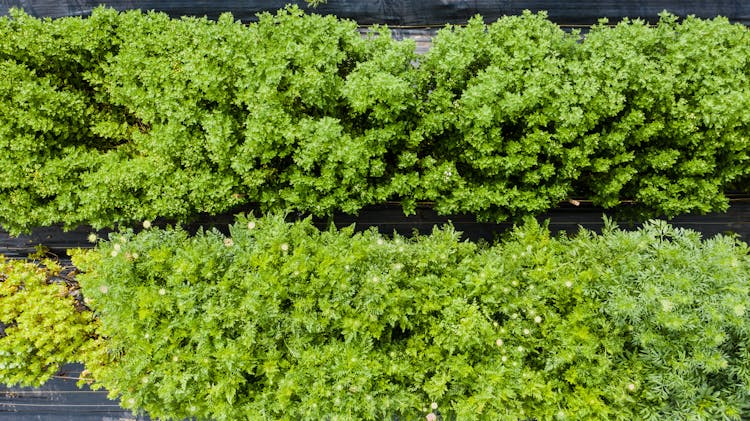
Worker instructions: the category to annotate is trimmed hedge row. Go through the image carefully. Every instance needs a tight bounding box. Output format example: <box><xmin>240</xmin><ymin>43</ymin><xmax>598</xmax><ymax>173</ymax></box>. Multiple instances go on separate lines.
<box><xmin>2</xmin><ymin>216</ymin><xmax>747</xmax><ymax>420</ymax></box>
<box><xmin>1</xmin><ymin>7</ymin><xmax>750</xmax><ymax>234</ymax></box>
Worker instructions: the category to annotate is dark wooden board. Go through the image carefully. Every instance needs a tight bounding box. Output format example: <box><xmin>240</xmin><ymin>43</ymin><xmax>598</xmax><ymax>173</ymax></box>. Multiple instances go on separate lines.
<box><xmin>0</xmin><ymin>364</ymin><xmax>147</xmax><ymax>420</ymax></box>
<box><xmin>2</xmin><ymin>199</ymin><xmax>749</xmax><ymax>259</ymax></box>
<box><xmin>1</xmin><ymin>0</ymin><xmax>749</xmax><ymax>27</ymax></box>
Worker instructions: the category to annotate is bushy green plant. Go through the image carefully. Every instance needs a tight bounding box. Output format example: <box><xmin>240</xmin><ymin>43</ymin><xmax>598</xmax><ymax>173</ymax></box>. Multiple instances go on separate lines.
<box><xmin>1</xmin><ymin>7</ymin><xmax>749</xmax><ymax>234</ymax></box>
<box><xmin>69</xmin><ymin>215</ymin><xmax>750</xmax><ymax>420</ymax></box>
<box><xmin>412</xmin><ymin>11</ymin><xmax>595</xmax><ymax>221</ymax></box>
<box><xmin>0</xmin><ymin>255</ymin><xmax>98</xmax><ymax>387</ymax></box>
<box><xmin>578</xmin><ymin>14</ymin><xmax>750</xmax><ymax>216</ymax></box>
<box><xmin>0</xmin><ymin>6</ymin><xmax>417</xmax><ymax>233</ymax></box>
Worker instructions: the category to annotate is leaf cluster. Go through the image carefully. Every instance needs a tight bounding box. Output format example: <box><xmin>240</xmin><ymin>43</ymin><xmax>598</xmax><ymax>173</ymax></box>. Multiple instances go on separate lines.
<box><xmin>0</xmin><ymin>6</ymin><xmax>416</xmax><ymax>233</ymax></box>
<box><xmin>1</xmin><ymin>8</ymin><xmax>750</xmax><ymax>234</ymax></box>
<box><xmin>0</xmin><ymin>255</ymin><xmax>97</xmax><ymax>387</ymax></box>
<box><xmin>69</xmin><ymin>215</ymin><xmax>750</xmax><ymax>420</ymax></box>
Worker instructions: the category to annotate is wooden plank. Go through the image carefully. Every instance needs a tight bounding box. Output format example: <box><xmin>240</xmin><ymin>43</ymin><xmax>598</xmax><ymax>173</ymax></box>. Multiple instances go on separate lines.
<box><xmin>0</xmin><ymin>364</ymin><xmax>147</xmax><ymax>421</ymax></box>
<box><xmin>2</xmin><ymin>0</ymin><xmax>749</xmax><ymax>27</ymax></box>
<box><xmin>2</xmin><ymin>200</ymin><xmax>748</xmax><ymax>259</ymax></box>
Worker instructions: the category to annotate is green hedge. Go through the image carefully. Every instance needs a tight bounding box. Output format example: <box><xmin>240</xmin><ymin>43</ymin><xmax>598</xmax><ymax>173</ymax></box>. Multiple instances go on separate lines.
<box><xmin>53</xmin><ymin>215</ymin><xmax>749</xmax><ymax>420</ymax></box>
<box><xmin>1</xmin><ymin>7</ymin><xmax>749</xmax><ymax>234</ymax></box>
<box><xmin>0</xmin><ymin>254</ymin><xmax>97</xmax><ymax>387</ymax></box>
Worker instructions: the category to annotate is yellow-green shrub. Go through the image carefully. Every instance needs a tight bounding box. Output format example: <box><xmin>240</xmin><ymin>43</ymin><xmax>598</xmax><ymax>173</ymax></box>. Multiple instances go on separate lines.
<box><xmin>0</xmin><ymin>256</ymin><xmax>97</xmax><ymax>387</ymax></box>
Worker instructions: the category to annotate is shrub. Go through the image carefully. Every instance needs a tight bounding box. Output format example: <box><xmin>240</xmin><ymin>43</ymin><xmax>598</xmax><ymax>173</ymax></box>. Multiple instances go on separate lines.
<box><xmin>577</xmin><ymin>14</ymin><xmax>750</xmax><ymax>215</ymax></box>
<box><xmin>1</xmin><ymin>8</ymin><xmax>750</xmax><ymax>234</ymax></box>
<box><xmin>0</xmin><ymin>254</ymin><xmax>97</xmax><ymax>387</ymax></box>
<box><xmin>0</xmin><ymin>6</ymin><xmax>417</xmax><ymax>233</ymax></box>
<box><xmin>68</xmin><ymin>215</ymin><xmax>750</xmax><ymax>420</ymax></box>
<box><xmin>412</xmin><ymin>11</ymin><xmax>595</xmax><ymax>221</ymax></box>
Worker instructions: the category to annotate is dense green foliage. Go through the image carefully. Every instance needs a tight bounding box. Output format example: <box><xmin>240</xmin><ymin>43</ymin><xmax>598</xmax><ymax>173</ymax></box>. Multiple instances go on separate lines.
<box><xmin>0</xmin><ymin>6</ymin><xmax>415</xmax><ymax>233</ymax></box>
<box><xmin>0</xmin><ymin>255</ymin><xmax>97</xmax><ymax>387</ymax></box>
<box><xmin>416</xmin><ymin>12</ymin><xmax>750</xmax><ymax>220</ymax></box>
<box><xmin>1</xmin><ymin>8</ymin><xmax>749</xmax><ymax>234</ymax></box>
<box><xmin>68</xmin><ymin>215</ymin><xmax>750</xmax><ymax>420</ymax></box>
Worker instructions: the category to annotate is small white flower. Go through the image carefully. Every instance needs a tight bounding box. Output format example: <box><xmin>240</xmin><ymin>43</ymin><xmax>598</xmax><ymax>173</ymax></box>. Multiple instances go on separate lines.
<box><xmin>496</xmin><ymin>338</ymin><xmax>503</xmax><ymax>347</ymax></box>
<box><xmin>128</xmin><ymin>398</ymin><xmax>135</xmax><ymax>406</ymax></box>
<box><xmin>511</xmin><ymin>280</ymin><xmax>519</xmax><ymax>287</ymax></box>
<box><xmin>280</xmin><ymin>243</ymin><xmax>289</xmax><ymax>252</ymax></box>
<box><xmin>426</xmin><ymin>413</ymin><xmax>437</xmax><ymax>421</ymax></box>
<box><xmin>511</xmin><ymin>313</ymin><xmax>518</xmax><ymax>319</ymax></box>
<box><xmin>99</xmin><ymin>285</ymin><xmax>108</xmax><ymax>294</ymax></box>
<box><xmin>247</xmin><ymin>221</ymin><xmax>256</xmax><ymax>230</ymax></box>
<box><xmin>443</xmin><ymin>170</ymin><xmax>452</xmax><ymax>178</ymax></box>
<box><xmin>517</xmin><ymin>346</ymin><xmax>524</xmax><ymax>352</ymax></box>
<box><xmin>142</xmin><ymin>220</ymin><xmax>152</xmax><ymax>229</ymax></box>
<box><xmin>660</xmin><ymin>299</ymin><xmax>674</xmax><ymax>312</ymax></box>
<box><xmin>501</xmin><ymin>355</ymin><xmax>508</xmax><ymax>362</ymax></box>
<box><xmin>627</xmin><ymin>383</ymin><xmax>636</xmax><ymax>391</ymax></box>
<box><xmin>377</xmin><ymin>238</ymin><xmax>384</xmax><ymax>245</ymax></box>
<box><xmin>493</xmin><ymin>321</ymin><xmax>499</xmax><ymax>327</ymax></box>
<box><xmin>534</xmin><ymin>316</ymin><xmax>542</xmax><ymax>324</ymax></box>
<box><xmin>87</xmin><ymin>233</ymin><xmax>98</xmax><ymax>243</ymax></box>
<box><xmin>523</xmin><ymin>328</ymin><xmax>530</xmax><ymax>335</ymax></box>
<box><xmin>158</xmin><ymin>288</ymin><xmax>166</xmax><ymax>296</ymax></box>
<box><xmin>132</xmin><ymin>252</ymin><xmax>139</xmax><ymax>260</ymax></box>
<box><xmin>565</xmin><ymin>280</ymin><xmax>573</xmax><ymax>288</ymax></box>
<box><xmin>223</xmin><ymin>238</ymin><xmax>234</xmax><ymax>247</ymax></box>
<box><xmin>144</xmin><ymin>333</ymin><xmax>150</xmax><ymax>339</ymax></box>
<box><xmin>113</xmin><ymin>243</ymin><xmax>121</xmax><ymax>252</ymax></box>
<box><xmin>141</xmin><ymin>377</ymin><xmax>149</xmax><ymax>384</ymax></box>
<box><xmin>110</xmin><ymin>250</ymin><xmax>118</xmax><ymax>257</ymax></box>
<box><xmin>172</xmin><ymin>355</ymin><xmax>179</xmax><ymax>362</ymax></box>
<box><xmin>431</xmin><ymin>402</ymin><xmax>438</xmax><ymax>410</ymax></box>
